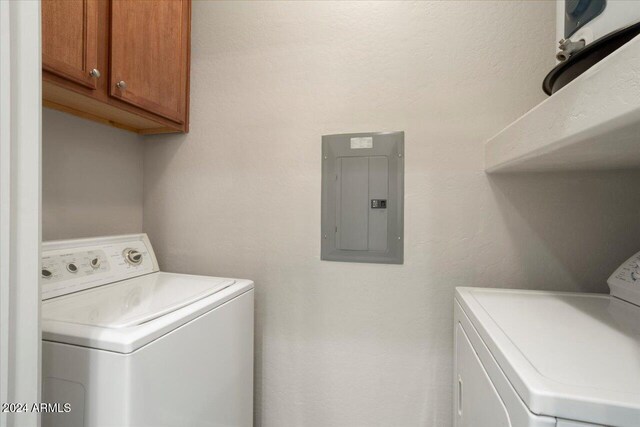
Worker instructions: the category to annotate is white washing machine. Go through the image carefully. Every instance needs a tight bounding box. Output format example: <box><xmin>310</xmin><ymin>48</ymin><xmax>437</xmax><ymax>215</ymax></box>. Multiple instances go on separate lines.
<box><xmin>454</xmin><ymin>252</ymin><xmax>640</xmax><ymax>427</ymax></box>
<box><xmin>40</xmin><ymin>234</ymin><xmax>254</xmax><ymax>427</ymax></box>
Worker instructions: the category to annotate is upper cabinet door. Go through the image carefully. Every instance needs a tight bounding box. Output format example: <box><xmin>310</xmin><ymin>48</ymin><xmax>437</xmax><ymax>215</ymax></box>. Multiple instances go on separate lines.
<box><xmin>109</xmin><ymin>0</ymin><xmax>190</xmax><ymax>124</ymax></box>
<box><xmin>42</xmin><ymin>0</ymin><xmax>99</xmax><ymax>89</ymax></box>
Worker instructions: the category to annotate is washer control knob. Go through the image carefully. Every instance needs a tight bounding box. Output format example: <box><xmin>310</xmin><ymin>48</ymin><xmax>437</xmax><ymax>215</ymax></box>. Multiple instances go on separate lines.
<box><xmin>66</xmin><ymin>263</ymin><xmax>78</xmax><ymax>273</ymax></box>
<box><xmin>41</xmin><ymin>268</ymin><xmax>53</xmax><ymax>279</ymax></box>
<box><xmin>123</xmin><ymin>248</ymin><xmax>143</xmax><ymax>266</ymax></box>
<box><xmin>90</xmin><ymin>257</ymin><xmax>101</xmax><ymax>269</ymax></box>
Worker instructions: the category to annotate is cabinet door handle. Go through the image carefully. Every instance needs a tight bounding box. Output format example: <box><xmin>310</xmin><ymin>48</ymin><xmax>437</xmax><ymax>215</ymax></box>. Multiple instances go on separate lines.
<box><xmin>89</xmin><ymin>69</ymin><xmax>101</xmax><ymax>78</ymax></box>
<box><xmin>116</xmin><ymin>80</ymin><xmax>127</xmax><ymax>90</ymax></box>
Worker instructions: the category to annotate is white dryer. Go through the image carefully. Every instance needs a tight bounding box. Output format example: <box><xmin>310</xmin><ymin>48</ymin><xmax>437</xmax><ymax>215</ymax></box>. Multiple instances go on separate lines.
<box><xmin>454</xmin><ymin>252</ymin><xmax>640</xmax><ymax>427</ymax></box>
<box><xmin>41</xmin><ymin>234</ymin><xmax>254</xmax><ymax>427</ymax></box>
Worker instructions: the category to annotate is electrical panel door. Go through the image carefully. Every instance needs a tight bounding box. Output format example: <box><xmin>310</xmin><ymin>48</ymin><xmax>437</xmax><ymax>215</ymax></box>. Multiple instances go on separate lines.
<box><xmin>321</xmin><ymin>132</ymin><xmax>404</xmax><ymax>264</ymax></box>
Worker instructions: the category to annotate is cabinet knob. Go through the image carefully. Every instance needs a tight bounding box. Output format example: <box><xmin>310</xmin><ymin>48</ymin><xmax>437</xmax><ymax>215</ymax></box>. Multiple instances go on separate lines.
<box><xmin>89</xmin><ymin>68</ymin><xmax>101</xmax><ymax>78</ymax></box>
<box><xmin>116</xmin><ymin>80</ymin><xmax>127</xmax><ymax>90</ymax></box>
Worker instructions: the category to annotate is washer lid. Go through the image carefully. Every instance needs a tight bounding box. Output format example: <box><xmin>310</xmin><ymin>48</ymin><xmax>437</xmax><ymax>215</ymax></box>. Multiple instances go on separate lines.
<box><xmin>43</xmin><ymin>272</ymin><xmax>234</xmax><ymax>328</ymax></box>
<box><xmin>42</xmin><ymin>272</ymin><xmax>253</xmax><ymax>354</ymax></box>
<box><xmin>456</xmin><ymin>287</ymin><xmax>640</xmax><ymax>427</ymax></box>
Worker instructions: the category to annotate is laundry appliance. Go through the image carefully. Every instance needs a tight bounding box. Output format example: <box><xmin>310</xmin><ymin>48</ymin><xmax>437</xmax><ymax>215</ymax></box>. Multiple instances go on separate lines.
<box><xmin>454</xmin><ymin>251</ymin><xmax>640</xmax><ymax>427</ymax></box>
<box><xmin>40</xmin><ymin>234</ymin><xmax>254</xmax><ymax>427</ymax></box>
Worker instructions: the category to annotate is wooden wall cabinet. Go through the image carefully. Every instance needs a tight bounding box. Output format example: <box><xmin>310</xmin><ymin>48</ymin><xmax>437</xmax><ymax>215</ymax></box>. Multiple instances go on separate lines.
<box><xmin>42</xmin><ymin>0</ymin><xmax>191</xmax><ymax>135</ymax></box>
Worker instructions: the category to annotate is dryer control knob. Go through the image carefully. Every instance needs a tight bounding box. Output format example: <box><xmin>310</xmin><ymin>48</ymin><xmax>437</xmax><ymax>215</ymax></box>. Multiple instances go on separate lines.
<box><xmin>123</xmin><ymin>248</ymin><xmax>143</xmax><ymax>266</ymax></box>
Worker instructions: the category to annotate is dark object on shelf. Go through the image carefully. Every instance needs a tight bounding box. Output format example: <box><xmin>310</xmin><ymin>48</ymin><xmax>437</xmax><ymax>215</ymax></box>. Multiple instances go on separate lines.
<box><xmin>543</xmin><ymin>21</ymin><xmax>640</xmax><ymax>95</ymax></box>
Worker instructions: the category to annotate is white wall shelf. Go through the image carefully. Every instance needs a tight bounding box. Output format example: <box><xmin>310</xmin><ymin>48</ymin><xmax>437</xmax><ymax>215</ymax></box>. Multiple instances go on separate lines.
<box><xmin>485</xmin><ymin>35</ymin><xmax>640</xmax><ymax>173</ymax></box>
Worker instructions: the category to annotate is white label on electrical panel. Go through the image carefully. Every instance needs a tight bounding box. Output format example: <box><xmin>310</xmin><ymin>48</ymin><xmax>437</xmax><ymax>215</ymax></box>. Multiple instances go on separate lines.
<box><xmin>350</xmin><ymin>137</ymin><xmax>373</xmax><ymax>149</ymax></box>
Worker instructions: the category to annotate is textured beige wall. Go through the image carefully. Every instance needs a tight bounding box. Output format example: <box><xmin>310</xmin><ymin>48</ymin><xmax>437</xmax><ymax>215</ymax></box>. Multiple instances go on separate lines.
<box><xmin>42</xmin><ymin>108</ymin><xmax>144</xmax><ymax>241</ymax></box>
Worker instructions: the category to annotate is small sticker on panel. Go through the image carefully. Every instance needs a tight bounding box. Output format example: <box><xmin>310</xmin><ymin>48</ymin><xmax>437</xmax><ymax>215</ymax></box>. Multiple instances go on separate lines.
<box><xmin>350</xmin><ymin>137</ymin><xmax>373</xmax><ymax>149</ymax></box>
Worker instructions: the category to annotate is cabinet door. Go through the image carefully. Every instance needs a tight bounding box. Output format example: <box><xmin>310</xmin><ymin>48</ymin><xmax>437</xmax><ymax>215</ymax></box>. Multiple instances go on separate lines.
<box><xmin>109</xmin><ymin>0</ymin><xmax>190</xmax><ymax>124</ymax></box>
<box><xmin>42</xmin><ymin>0</ymin><xmax>99</xmax><ymax>89</ymax></box>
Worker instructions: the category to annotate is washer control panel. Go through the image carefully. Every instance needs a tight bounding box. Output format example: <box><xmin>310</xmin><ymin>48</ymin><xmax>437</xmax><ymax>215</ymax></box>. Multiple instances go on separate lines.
<box><xmin>608</xmin><ymin>251</ymin><xmax>640</xmax><ymax>306</ymax></box>
<box><xmin>41</xmin><ymin>249</ymin><xmax>110</xmax><ymax>282</ymax></box>
<box><xmin>41</xmin><ymin>234</ymin><xmax>158</xmax><ymax>300</ymax></box>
